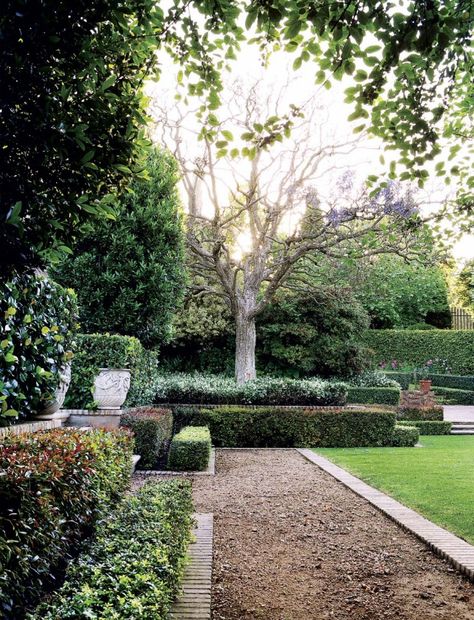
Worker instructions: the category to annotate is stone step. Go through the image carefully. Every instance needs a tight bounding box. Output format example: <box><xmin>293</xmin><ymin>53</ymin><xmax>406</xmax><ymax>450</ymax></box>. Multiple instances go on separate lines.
<box><xmin>451</xmin><ymin>429</ymin><xmax>474</xmax><ymax>435</ymax></box>
<box><xmin>131</xmin><ymin>455</ymin><xmax>141</xmax><ymax>473</ymax></box>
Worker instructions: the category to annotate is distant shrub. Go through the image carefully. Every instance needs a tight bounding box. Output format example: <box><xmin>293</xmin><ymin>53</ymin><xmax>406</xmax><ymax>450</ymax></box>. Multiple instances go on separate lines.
<box><xmin>397</xmin><ymin>420</ymin><xmax>452</xmax><ymax>435</ymax></box>
<box><xmin>0</xmin><ymin>428</ymin><xmax>133</xmax><ymax>618</ymax></box>
<box><xmin>405</xmin><ymin>322</ymin><xmax>437</xmax><ymax>330</ymax></box>
<box><xmin>382</xmin><ymin>371</ymin><xmax>412</xmax><ymax>390</ymax></box>
<box><xmin>168</xmin><ymin>426</ymin><xmax>211</xmax><ymax>471</ymax></box>
<box><xmin>120</xmin><ymin>407</ymin><xmax>173</xmax><ymax>469</ymax></box>
<box><xmin>154</xmin><ymin>373</ymin><xmax>347</xmax><ymax>406</ymax></box>
<box><xmin>348</xmin><ymin>370</ymin><xmax>400</xmax><ymax>388</ymax></box>
<box><xmin>388</xmin><ymin>425</ymin><xmax>419</xmax><ymax>446</ymax></box>
<box><xmin>397</xmin><ymin>406</ymin><xmax>444</xmax><ymax>421</ymax></box>
<box><xmin>347</xmin><ymin>386</ymin><xmax>400</xmax><ymax>405</ymax></box>
<box><xmin>29</xmin><ymin>481</ymin><xmax>194</xmax><ymax>620</ymax></box>
<box><xmin>173</xmin><ymin>406</ymin><xmax>396</xmax><ymax>448</ymax></box>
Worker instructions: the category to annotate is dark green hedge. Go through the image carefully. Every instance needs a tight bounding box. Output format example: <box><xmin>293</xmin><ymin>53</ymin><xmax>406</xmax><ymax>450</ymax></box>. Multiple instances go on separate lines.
<box><xmin>30</xmin><ymin>481</ymin><xmax>194</xmax><ymax>620</ymax></box>
<box><xmin>389</xmin><ymin>425</ymin><xmax>419</xmax><ymax>446</ymax></box>
<box><xmin>363</xmin><ymin>330</ymin><xmax>474</xmax><ymax>375</ymax></box>
<box><xmin>431</xmin><ymin>386</ymin><xmax>474</xmax><ymax>405</ymax></box>
<box><xmin>65</xmin><ymin>334</ymin><xmax>158</xmax><ymax>409</ymax></box>
<box><xmin>347</xmin><ymin>386</ymin><xmax>400</xmax><ymax>405</ymax></box>
<box><xmin>173</xmin><ymin>406</ymin><xmax>397</xmax><ymax>448</ymax></box>
<box><xmin>397</xmin><ymin>406</ymin><xmax>444</xmax><ymax>421</ymax></box>
<box><xmin>397</xmin><ymin>420</ymin><xmax>452</xmax><ymax>435</ymax></box>
<box><xmin>167</xmin><ymin>426</ymin><xmax>211</xmax><ymax>471</ymax></box>
<box><xmin>1</xmin><ymin>428</ymin><xmax>133</xmax><ymax>619</ymax></box>
<box><xmin>120</xmin><ymin>407</ymin><xmax>173</xmax><ymax>469</ymax></box>
<box><xmin>382</xmin><ymin>371</ymin><xmax>412</xmax><ymax>390</ymax></box>
<box><xmin>428</xmin><ymin>373</ymin><xmax>474</xmax><ymax>390</ymax></box>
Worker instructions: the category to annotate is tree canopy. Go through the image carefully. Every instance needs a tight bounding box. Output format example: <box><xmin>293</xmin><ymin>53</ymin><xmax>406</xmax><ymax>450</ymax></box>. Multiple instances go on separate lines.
<box><xmin>2</xmin><ymin>0</ymin><xmax>472</xmax><ymax>274</ymax></box>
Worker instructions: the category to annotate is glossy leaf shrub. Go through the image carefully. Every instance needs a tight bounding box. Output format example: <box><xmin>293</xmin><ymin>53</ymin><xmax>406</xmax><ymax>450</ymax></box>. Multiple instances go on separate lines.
<box><xmin>0</xmin><ymin>428</ymin><xmax>133</xmax><ymax>619</ymax></box>
<box><xmin>0</xmin><ymin>273</ymin><xmax>78</xmax><ymax>423</ymax></box>
<box><xmin>168</xmin><ymin>426</ymin><xmax>211</xmax><ymax>471</ymax></box>
<box><xmin>174</xmin><ymin>406</ymin><xmax>397</xmax><ymax>448</ymax></box>
<box><xmin>29</xmin><ymin>480</ymin><xmax>194</xmax><ymax>620</ymax></box>
<box><xmin>120</xmin><ymin>407</ymin><xmax>173</xmax><ymax>469</ymax></box>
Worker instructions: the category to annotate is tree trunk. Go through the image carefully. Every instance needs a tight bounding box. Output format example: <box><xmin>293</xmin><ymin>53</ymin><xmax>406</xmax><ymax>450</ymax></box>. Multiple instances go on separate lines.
<box><xmin>235</xmin><ymin>311</ymin><xmax>257</xmax><ymax>385</ymax></box>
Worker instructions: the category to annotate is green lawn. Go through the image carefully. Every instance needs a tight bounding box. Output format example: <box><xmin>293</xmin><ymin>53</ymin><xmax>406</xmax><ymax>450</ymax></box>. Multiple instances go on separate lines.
<box><xmin>314</xmin><ymin>436</ymin><xmax>474</xmax><ymax>544</ymax></box>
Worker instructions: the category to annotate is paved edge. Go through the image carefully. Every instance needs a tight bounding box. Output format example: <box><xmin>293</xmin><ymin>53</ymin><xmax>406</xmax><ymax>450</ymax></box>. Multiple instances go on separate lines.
<box><xmin>297</xmin><ymin>448</ymin><xmax>474</xmax><ymax>582</ymax></box>
<box><xmin>135</xmin><ymin>448</ymin><xmax>216</xmax><ymax>476</ymax></box>
<box><xmin>170</xmin><ymin>513</ymin><xmax>213</xmax><ymax>620</ymax></box>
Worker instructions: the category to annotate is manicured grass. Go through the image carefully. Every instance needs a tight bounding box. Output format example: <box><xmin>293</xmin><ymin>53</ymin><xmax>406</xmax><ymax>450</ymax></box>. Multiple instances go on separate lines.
<box><xmin>314</xmin><ymin>436</ymin><xmax>474</xmax><ymax>544</ymax></box>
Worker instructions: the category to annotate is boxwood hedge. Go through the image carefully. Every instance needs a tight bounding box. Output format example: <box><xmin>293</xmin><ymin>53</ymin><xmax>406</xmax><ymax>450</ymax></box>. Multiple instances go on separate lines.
<box><xmin>173</xmin><ymin>406</ymin><xmax>397</xmax><ymax>448</ymax></box>
<box><xmin>347</xmin><ymin>386</ymin><xmax>400</xmax><ymax>405</ymax></box>
<box><xmin>389</xmin><ymin>425</ymin><xmax>419</xmax><ymax>447</ymax></box>
<box><xmin>167</xmin><ymin>426</ymin><xmax>211</xmax><ymax>471</ymax></box>
<box><xmin>397</xmin><ymin>406</ymin><xmax>444</xmax><ymax>421</ymax></box>
<box><xmin>120</xmin><ymin>407</ymin><xmax>173</xmax><ymax>469</ymax></box>
<box><xmin>397</xmin><ymin>420</ymin><xmax>452</xmax><ymax>435</ymax></box>
<box><xmin>428</xmin><ymin>373</ymin><xmax>474</xmax><ymax>390</ymax></box>
<box><xmin>363</xmin><ymin>330</ymin><xmax>474</xmax><ymax>375</ymax></box>
<box><xmin>382</xmin><ymin>371</ymin><xmax>412</xmax><ymax>390</ymax></box>
<box><xmin>29</xmin><ymin>480</ymin><xmax>194</xmax><ymax>620</ymax></box>
<box><xmin>431</xmin><ymin>386</ymin><xmax>474</xmax><ymax>405</ymax></box>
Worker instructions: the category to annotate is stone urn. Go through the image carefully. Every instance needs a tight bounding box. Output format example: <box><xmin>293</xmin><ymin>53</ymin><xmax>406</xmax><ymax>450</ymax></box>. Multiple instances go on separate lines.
<box><xmin>36</xmin><ymin>363</ymin><xmax>73</xmax><ymax>421</ymax></box>
<box><xmin>93</xmin><ymin>368</ymin><xmax>131</xmax><ymax>410</ymax></box>
<box><xmin>419</xmin><ymin>379</ymin><xmax>432</xmax><ymax>394</ymax></box>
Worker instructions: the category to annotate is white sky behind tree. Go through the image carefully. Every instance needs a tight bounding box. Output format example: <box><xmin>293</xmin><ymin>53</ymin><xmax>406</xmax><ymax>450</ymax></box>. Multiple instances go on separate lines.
<box><xmin>146</xmin><ymin>43</ymin><xmax>473</xmax><ymax>264</ymax></box>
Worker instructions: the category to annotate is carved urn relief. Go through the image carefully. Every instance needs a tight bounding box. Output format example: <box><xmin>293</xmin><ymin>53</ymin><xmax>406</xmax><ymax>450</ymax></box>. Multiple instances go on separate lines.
<box><xmin>93</xmin><ymin>368</ymin><xmax>131</xmax><ymax>409</ymax></box>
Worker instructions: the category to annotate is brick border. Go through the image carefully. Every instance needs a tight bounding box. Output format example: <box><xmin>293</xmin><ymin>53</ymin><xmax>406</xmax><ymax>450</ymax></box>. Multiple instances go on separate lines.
<box><xmin>297</xmin><ymin>448</ymin><xmax>474</xmax><ymax>581</ymax></box>
<box><xmin>134</xmin><ymin>448</ymin><xmax>216</xmax><ymax>476</ymax></box>
<box><xmin>0</xmin><ymin>418</ymin><xmax>62</xmax><ymax>439</ymax></box>
<box><xmin>170</xmin><ymin>513</ymin><xmax>213</xmax><ymax>620</ymax></box>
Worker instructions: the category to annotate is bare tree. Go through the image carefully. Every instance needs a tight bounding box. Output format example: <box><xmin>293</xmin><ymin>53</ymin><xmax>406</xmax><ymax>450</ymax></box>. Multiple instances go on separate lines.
<box><xmin>151</xmin><ymin>82</ymin><xmax>431</xmax><ymax>384</ymax></box>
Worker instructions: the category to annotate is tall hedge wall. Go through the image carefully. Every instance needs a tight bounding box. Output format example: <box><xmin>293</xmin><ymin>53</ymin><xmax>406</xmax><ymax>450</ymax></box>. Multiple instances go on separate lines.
<box><xmin>363</xmin><ymin>330</ymin><xmax>474</xmax><ymax>375</ymax></box>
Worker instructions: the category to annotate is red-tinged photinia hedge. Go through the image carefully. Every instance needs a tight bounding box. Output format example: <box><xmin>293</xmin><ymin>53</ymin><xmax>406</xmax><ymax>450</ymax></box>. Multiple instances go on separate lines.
<box><xmin>0</xmin><ymin>427</ymin><xmax>133</xmax><ymax>619</ymax></box>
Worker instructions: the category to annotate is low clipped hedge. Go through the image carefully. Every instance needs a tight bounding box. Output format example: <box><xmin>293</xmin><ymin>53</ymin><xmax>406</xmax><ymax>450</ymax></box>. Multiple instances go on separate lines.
<box><xmin>397</xmin><ymin>405</ymin><xmax>444</xmax><ymax>421</ymax></box>
<box><xmin>0</xmin><ymin>428</ymin><xmax>133</xmax><ymax>619</ymax></box>
<box><xmin>154</xmin><ymin>373</ymin><xmax>347</xmax><ymax>406</ymax></box>
<box><xmin>428</xmin><ymin>373</ymin><xmax>474</xmax><ymax>390</ymax></box>
<box><xmin>29</xmin><ymin>480</ymin><xmax>194</xmax><ymax>620</ymax></box>
<box><xmin>173</xmin><ymin>406</ymin><xmax>397</xmax><ymax>448</ymax></box>
<box><xmin>347</xmin><ymin>386</ymin><xmax>400</xmax><ymax>405</ymax></box>
<box><xmin>66</xmin><ymin>333</ymin><xmax>158</xmax><ymax>410</ymax></box>
<box><xmin>431</xmin><ymin>386</ymin><xmax>474</xmax><ymax>405</ymax></box>
<box><xmin>168</xmin><ymin>426</ymin><xmax>211</xmax><ymax>471</ymax></box>
<box><xmin>397</xmin><ymin>420</ymin><xmax>452</xmax><ymax>435</ymax></box>
<box><xmin>389</xmin><ymin>425</ymin><xmax>419</xmax><ymax>447</ymax></box>
<box><xmin>120</xmin><ymin>407</ymin><xmax>173</xmax><ymax>469</ymax></box>
<box><xmin>363</xmin><ymin>330</ymin><xmax>474</xmax><ymax>375</ymax></box>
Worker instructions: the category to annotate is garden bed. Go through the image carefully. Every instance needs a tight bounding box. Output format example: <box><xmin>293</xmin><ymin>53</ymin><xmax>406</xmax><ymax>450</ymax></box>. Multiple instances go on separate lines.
<box><xmin>173</xmin><ymin>450</ymin><xmax>474</xmax><ymax>620</ymax></box>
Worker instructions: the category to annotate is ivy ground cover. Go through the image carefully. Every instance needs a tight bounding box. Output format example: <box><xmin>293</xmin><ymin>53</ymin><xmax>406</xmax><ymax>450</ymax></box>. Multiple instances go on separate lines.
<box><xmin>315</xmin><ymin>436</ymin><xmax>474</xmax><ymax>544</ymax></box>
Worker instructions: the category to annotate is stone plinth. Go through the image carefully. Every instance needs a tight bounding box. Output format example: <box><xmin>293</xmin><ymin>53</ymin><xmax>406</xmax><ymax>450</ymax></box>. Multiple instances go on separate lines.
<box><xmin>63</xmin><ymin>409</ymin><xmax>122</xmax><ymax>429</ymax></box>
<box><xmin>399</xmin><ymin>390</ymin><xmax>437</xmax><ymax>410</ymax></box>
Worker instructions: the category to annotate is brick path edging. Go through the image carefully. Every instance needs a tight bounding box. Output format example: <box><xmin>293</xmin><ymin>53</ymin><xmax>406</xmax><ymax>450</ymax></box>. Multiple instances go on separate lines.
<box><xmin>297</xmin><ymin>448</ymin><xmax>474</xmax><ymax>581</ymax></box>
<box><xmin>170</xmin><ymin>513</ymin><xmax>213</xmax><ymax>620</ymax></box>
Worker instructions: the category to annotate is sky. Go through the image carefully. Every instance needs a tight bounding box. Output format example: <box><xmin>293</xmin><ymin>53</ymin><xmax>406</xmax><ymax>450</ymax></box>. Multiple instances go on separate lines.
<box><xmin>146</xmin><ymin>43</ymin><xmax>473</xmax><ymax>265</ymax></box>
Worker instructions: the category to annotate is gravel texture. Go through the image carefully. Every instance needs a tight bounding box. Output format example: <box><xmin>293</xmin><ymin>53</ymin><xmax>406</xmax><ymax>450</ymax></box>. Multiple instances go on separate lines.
<box><xmin>133</xmin><ymin>449</ymin><xmax>474</xmax><ymax>619</ymax></box>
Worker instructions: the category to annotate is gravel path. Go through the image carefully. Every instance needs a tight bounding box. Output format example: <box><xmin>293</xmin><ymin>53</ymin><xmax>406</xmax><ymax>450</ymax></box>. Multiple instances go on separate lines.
<box><xmin>189</xmin><ymin>449</ymin><xmax>474</xmax><ymax>620</ymax></box>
